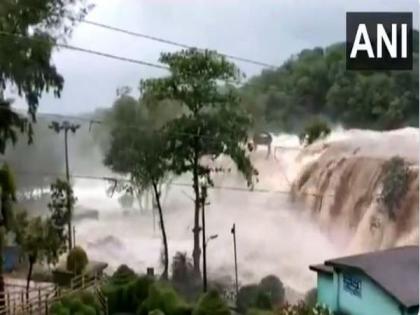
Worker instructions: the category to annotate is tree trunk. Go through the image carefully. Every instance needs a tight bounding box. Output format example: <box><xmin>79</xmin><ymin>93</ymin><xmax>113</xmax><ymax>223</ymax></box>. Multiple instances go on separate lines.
<box><xmin>0</xmin><ymin>227</ymin><xmax>5</xmax><ymax>310</ymax></box>
<box><xmin>192</xmin><ymin>162</ymin><xmax>201</xmax><ymax>275</ymax></box>
<box><xmin>26</xmin><ymin>256</ymin><xmax>35</xmax><ymax>301</ymax></box>
<box><xmin>152</xmin><ymin>182</ymin><xmax>169</xmax><ymax>280</ymax></box>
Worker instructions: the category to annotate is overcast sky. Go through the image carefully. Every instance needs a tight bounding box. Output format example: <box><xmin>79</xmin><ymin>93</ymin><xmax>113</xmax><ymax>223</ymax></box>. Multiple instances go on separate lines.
<box><xmin>14</xmin><ymin>0</ymin><xmax>419</xmax><ymax>115</ymax></box>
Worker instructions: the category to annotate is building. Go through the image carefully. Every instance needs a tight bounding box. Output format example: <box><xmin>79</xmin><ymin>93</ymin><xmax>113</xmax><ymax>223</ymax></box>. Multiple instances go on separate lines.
<box><xmin>309</xmin><ymin>246</ymin><xmax>419</xmax><ymax>315</ymax></box>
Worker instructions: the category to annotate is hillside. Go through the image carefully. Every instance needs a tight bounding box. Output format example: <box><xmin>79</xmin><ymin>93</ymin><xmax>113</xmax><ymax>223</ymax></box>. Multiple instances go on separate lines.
<box><xmin>241</xmin><ymin>31</ymin><xmax>419</xmax><ymax>133</ymax></box>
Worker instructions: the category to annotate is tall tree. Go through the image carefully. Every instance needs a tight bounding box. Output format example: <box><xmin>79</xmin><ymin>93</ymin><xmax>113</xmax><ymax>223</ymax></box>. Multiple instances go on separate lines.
<box><xmin>140</xmin><ymin>48</ymin><xmax>257</xmax><ymax>273</ymax></box>
<box><xmin>104</xmin><ymin>124</ymin><xmax>172</xmax><ymax>280</ymax></box>
<box><xmin>0</xmin><ymin>164</ymin><xmax>16</xmax><ymax>308</ymax></box>
<box><xmin>0</xmin><ymin>0</ymin><xmax>92</xmax><ymax>153</ymax></box>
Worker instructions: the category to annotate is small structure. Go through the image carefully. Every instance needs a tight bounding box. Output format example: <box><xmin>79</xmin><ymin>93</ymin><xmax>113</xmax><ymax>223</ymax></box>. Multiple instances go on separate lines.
<box><xmin>310</xmin><ymin>246</ymin><xmax>419</xmax><ymax>315</ymax></box>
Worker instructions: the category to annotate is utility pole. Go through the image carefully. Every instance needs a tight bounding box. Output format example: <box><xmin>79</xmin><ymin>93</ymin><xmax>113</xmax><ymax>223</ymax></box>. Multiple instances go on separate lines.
<box><xmin>49</xmin><ymin>121</ymin><xmax>80</xmax><ymax>250</ymax></box>
<box><xmin>231</xmin><ymin>223</ymin><xmax>239</xmax><ymax>301</ymax></box>
<box><xmin>201</xmin><ymin>184</ymin><xmax>208</xmax><ymax>293</ymax></box>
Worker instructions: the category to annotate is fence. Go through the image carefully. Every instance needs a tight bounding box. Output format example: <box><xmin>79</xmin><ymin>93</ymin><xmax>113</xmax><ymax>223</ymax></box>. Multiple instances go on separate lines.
<box><xmin>0</xmin><ymin>273</ymin><xmax>108</xmax><ymax>315</ymax></box>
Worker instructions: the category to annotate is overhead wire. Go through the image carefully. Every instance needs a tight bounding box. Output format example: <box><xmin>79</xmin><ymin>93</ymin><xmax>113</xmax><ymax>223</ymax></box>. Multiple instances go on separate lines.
<box><xmin>12</xmin><ymin>169</ymin><xmax>331</xmax><ymax>198</ymax></box>
<box><xmin>80</xmin><ymin>19</ymin><xmax>278</xmax><ymax>69</ymax></box>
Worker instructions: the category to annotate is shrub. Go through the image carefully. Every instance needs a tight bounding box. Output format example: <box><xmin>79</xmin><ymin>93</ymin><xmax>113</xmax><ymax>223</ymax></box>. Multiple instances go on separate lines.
<box><xmin>247</xmin><ymin>309</ymin><xmax>274</xmax><ymax>315</ymax></box>
<box><xmin>380</xmin><ymin>156</ymin><xmax>410</xmax><ymax>220</ymax></box>
<box><xmin>79</xmin><ymin>291</ymin><xmax>101</xmax><ymax>313</ymax></box>
<box><xmin>299</xmin><ymin>119</ymin><xmax>331</xmax><ymax>146</ymax></box>
<box><xmin>255</xmin><ymin>291</ymin><xmax>272</xmax><ymax>310</ymax></box>
<box><xmin>259</xmin><ymin>275</ymin><xmax>285</xmax><ymax>306</ymax></box>
<box><xmin>66</xmin><ymin>246</ymin><xmax>89</xmax><ymax>275</ymax></box>
<box><xmin>171</xmin><ymin>252</ymin><xmax>201</xmax><ymax>301</ymax></box>
<box><xmin>138</xmin><ymin>282</ymin><xmax>191</xmax><ymax>315</ymax></box>
<box><xmin>112</xmin><ymin>264</ymin><xmax>137</xmax><ymax>284</ymax></box>
<box><xmin>304</xmin><ymin>288</ymin><xmax>317</xmax><ymax>308</ymax></box>
<box><xmin>237</xmin><ymin>284</ymin><xmax>260</xmax><ymax>313</ymax></box>
<box><xmin>276</xmin><ymin>302</ymin><xmax>332</xmax><ymax>315</ymax></box>
<box><xmin>192</xmin><ymin>290</ymin><xmax>230</xmax><ymax>315</ymax></box>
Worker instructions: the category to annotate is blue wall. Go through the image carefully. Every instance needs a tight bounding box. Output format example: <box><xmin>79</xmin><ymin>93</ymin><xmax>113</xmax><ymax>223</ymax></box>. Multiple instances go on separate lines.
<box><xmin>317</xmin><ymin>273</ymin><xmax>334</xmax><ymax>308</ymax></box>
<box><xmin>336</xmin><ymin>270</ymin><xmax>402</xmax><ymax>315</ymax></box>
<box><xmin>315</xmin><ymin>268</ymin><xmax>417</xmax><ymax>315</ymax></box>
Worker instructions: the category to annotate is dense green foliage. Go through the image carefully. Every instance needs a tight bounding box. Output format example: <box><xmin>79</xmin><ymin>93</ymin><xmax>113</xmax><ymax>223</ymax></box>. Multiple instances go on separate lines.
<box><xmin>104</xmin><ymin>90</ymin><xmax>172</xmax><ymax>279</ymax></box>
<box><xmin>259</xmin><ymin>275</ymin><xmax>285</xmax><ymax>306</ymax></box>
<box><xmin>140</xmin><ymin>48</ymin><xmax>257</xmax><ymax>272</ymax></box>
<box><xmin>48</xmin><ymin>179</ymin><xmax>75</xmax><ymax>246</ymax></box>
<box><xmin>303</xmin><ymin>289</ymin><xmax>317</xmax><ymax>308</ymax></box>
<box><xmin>13</xmin><ymin>207</ymin><xmax>66</xmax><ymax>298</ymax></box>
<box><xmin>138</xmin><ymin>282</ymin><xmax>192</xmax><ymax>315</ymax></box>
<box><xmin>380</xmin><ymin>156</ymin><xmax>410</xmax><ymax>220</ymax></box>
<box><xmin>51</xmin><ymin>291</ymin><xmax>101</xmax><ymax>315</ymax></box>
<box><xmin>192</xmin><ymin>290</ymin><xmax>230</xmax><ymax>315</ymax></box>
<box><xmin>102</xmin><ymin>265</ymin><xmax>155</xmax><ymax>314</ymax></box>
<box><xmin>238</xmin><ymin>275</ymin><xmax>285</xmax><ymax>313</ymax></box>
<box><xmin>66</xmin><ymin>246</ymin><xmax>88</xmax><ymax>274</ymax></box>
<box><xmin>242</xmin><ymin>32</ymin><xmax>419</xmax><ymax>132</ymax></box>
<box><xmin>0</xmin><ymin>0</ymin><xmax>92</xmax><ymax>153</ymax></box>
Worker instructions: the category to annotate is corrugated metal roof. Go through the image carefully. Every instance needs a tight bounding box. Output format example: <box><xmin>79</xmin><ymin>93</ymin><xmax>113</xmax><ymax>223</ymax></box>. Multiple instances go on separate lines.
<box><xmin>309</xmin><ymin>263</ymin><xmax>334</xmax><ymax>275</ymax></box>
<box><xmin>324</xmin><ymin>246</ymin><xmax>419</xmax><ymax>308</ymax></box>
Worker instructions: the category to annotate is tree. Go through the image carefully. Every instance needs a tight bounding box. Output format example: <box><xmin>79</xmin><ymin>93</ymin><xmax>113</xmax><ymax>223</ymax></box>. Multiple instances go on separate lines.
<box><xmin>259</xmin><ymin>275</ymin><xmax>285</xmax><ymax>306</ymax></box>
<box><xmin>104</xmin><ymin>122</ymin><xmax>172</xmax><ymax>280</ymax></box>
<box><xmin>67</xmin><ymin>246</ymin><xmax>89</xmax><ymax>275</ymax></box>
<box><xmin>241</xmin><ymin>32</ymin><xmax>419</xmax><ymax>132</ymax></box>
<box><xmin>0</xmin><ymin>163</ymin><xmax>16</xmax><ymax>308</ymax></box>
<box><xmin>13</xmin><ymin>211</ymin><xmax>66</xmax><ymax>300</ymax></box>
<box><xmin>140</xmin><ymin>48</ymin><xmax>257</xmax><ymax>273</ymax></box>
<box><xmin>48</xmin><ymin>179</ymin><xmax>75</xmax><ymax>249</ymax></box>
<box><xmin>299</xmin><ymin>119</ymin><xmax>331</xmax><ymax>146</ymax></box>
<box><xmin>0</xmin><ymin>0</ymin><xmax>92</xmax><ymax>153</ymax></box>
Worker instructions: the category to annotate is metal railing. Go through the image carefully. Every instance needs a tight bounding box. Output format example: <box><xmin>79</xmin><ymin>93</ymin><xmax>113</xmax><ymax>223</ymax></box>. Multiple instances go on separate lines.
<box><xmin>0</xmin><ymin>273</ymin><xmax>108</xmax><ymax>315</ymax></box>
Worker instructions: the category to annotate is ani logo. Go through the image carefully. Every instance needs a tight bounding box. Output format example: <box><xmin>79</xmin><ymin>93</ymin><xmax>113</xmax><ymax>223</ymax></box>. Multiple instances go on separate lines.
<box><xmin>346</xmin><ymin>12</ymin><xmax>413</xmax><ymax>70</ymax></box>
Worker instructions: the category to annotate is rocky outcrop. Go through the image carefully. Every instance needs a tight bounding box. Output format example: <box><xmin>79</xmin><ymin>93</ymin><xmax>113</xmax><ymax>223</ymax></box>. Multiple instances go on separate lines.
<box><xmin>292</xmin><ymin>128</ymin><xmax>419</xmax><ymax>255</ymax></box>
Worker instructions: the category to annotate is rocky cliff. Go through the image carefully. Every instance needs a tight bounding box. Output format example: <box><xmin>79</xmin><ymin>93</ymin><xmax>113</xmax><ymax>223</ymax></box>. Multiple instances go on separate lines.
<box><xmin>292</xmin><ymin>128</ymin><xmax>419</xmax><ymax>255</ymax></box>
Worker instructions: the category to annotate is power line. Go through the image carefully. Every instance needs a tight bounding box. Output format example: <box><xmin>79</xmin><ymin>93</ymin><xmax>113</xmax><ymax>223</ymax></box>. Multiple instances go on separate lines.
<box><xmin>81</xmin><ymin>20</ymin><xmax>278</xmax><ymax>69</ymax></box>
<box><xmin>12</xmin><ymin>169</ymin><xmax>330</xmax><ymax>198</ymax></box>
<box><xmin>0</xmin><ymin>30</ymin><xmax>169</xmax><ymax>70</ymax></box>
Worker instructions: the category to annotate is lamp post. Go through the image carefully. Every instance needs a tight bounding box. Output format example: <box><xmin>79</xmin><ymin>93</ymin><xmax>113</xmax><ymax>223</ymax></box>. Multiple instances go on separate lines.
<box><xmin>49</xmin><ymin>121</ymin><xmax>80</xmax><ymax>250</ymax></box>
<box><xmin>231</xmin><ymin>223</ymin><xmax>239</xmax><ymax>300</ymax></box>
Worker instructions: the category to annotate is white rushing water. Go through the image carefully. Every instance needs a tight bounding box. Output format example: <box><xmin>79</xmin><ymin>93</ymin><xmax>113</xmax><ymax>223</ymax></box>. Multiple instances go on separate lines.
<box><xmin>71</xmin><ymin>132</ymin><xmax>343</xmax><ymax>296</ymax></box>
<box><xmin>70</xmin><ymin>127</ymin><xmax>419</xmax><ymax>297</ymax></box>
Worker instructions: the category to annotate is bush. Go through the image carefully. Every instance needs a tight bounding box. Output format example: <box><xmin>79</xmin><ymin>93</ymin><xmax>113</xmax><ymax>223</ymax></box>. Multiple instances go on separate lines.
<box><xmin>237</xmin><ymin>284</ymin><xmax>260</xmax><ymax>313</ymax></box>
<box><xmin>304</xmin><ymin>288</ymin><xmax>317</xmax><ymax>308</ymax></box>
<box><xmin>66</xmin><ymin>246</ymin><xmax>89</xmax><ymax>275</ymax></box>
<box><xmin>276</xmin><ymin>302</ymin><xmax>332</xmax><ymax>315</ymax></box>
<box><xmin>247</xmin><ymin>309</ymin><xmax>274</xmax><ymax>315</ymax></box>
<box><xmin>52</xmin><ymin>293</ymin><xmax>100</xmax><ymax>315</ymax></box>
<box><xmin>138</xmin><ymin>282</ymin><xmax>192</xmax><ymax>315</ymax></box>
<box><xmin>171</xmin><ymin>252</ymin><xmax>201</xmax><ymax>301</ymax></box>
<box><xmin>112</xmin><ymin>264</ymin><xmax>137</xmax><ymax>284</ymax></box>
<box><xmin>299</xmin><ymin>119</ymin><xmax>331</xmax><ymax>146</ymax></box>
<box><xmin>259</xmin><ymin>275</ymin><xmax>285</xmax><ymax>306</ymax></box>
<box><xmin>79</xmin><ymin>291</ymin><xmax>101</xmax><ymax>314</ymax></box>
<box><xmin>192</xmin><ymin>290</ymin><xmax>230</xmax><ymax>315</ymax></box>
<box><xmin>255</xmin><ymin>291</ymin><xmax>272</xmax><ymax>310</ymax></box>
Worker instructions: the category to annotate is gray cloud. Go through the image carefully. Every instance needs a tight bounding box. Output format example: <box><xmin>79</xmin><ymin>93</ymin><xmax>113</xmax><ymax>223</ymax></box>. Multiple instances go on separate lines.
<box><xmin>13</xmin><ymin>0</ymin><xmax>418</xmax><ymax>114</ymax></box>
